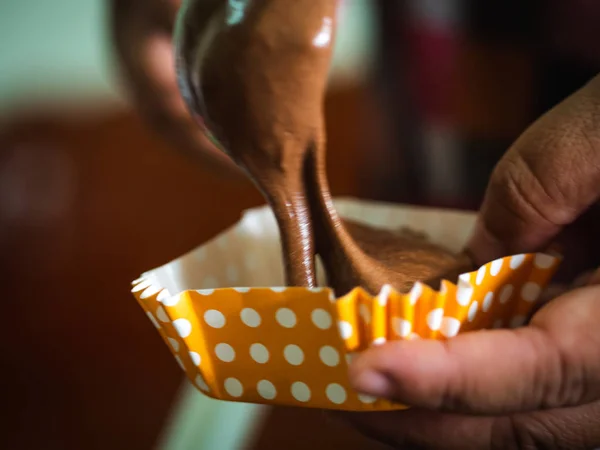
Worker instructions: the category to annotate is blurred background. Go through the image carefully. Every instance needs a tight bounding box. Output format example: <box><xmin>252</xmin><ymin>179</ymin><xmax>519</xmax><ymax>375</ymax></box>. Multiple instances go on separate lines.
<box><xmin>1</xmin><ymin>0</ymin><xmax>599</xmax><ymax>449</ymax></box>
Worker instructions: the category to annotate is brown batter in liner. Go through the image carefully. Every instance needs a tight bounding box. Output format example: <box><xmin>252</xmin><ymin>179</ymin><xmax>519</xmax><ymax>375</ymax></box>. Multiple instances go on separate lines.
<box><xmin>176</xmin><ymin>0</ymin><xmax>473</xmax><ymax>296</ymax></box>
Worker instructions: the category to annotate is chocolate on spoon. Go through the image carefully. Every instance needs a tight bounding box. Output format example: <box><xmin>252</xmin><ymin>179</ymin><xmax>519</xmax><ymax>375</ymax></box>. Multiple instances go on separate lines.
<box><xmin>175</xmin><ymin>0</ymin><xmax>472</xmax><ymax>295</ymax></box>
<box><xmin>176</xmin><ymin>0</ymin><xmax>338</xmax><ymax>287</ymax></box>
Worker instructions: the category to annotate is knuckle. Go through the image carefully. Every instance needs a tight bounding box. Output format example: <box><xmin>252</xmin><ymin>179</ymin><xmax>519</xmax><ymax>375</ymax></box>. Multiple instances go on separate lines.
<box><xmin>546</xmin><ymin>337</ymin><xmax>588</xmax><ymax>408</ymax></box>
<box><xmin>490</xmin><ymin>417</ymin><xmax>532</xmax><ymax>450</ymax></box>
<box><xmin>508</xmin><ymin>415</ymin><xmax>556</xmax><ymax>450</ymax></box>
<box><xmin>433</xmin><ymin>341</ymin><xmax>472</xmax><ymax>412</ymax></box>
<box><xmin>484</xmin><ymin>94</ymin><xmax>600</xmax><ymax>238</ymax></box>
<box><xmin>489</xmin><ymin>153</ymin><xmax>559</xmax><ymax>229</ymax></box>
<box><xmin>492</xmin><ymin>414</ymin><xmax>573</xmax><ymax>450</ymax></box>
<box><xmin>527</xmin><ymin>330</ymin><xmax>572</xmax><ymax>409</ymax></box>
<box><xmin>539</xmin><ymin>294</ymin><xmax>600</xmax><ymax>406</ymax></box>
<box><xmin>502</xmin><ymin>411</ymin><xmax>597</xmax><ymax>450</ymax></box>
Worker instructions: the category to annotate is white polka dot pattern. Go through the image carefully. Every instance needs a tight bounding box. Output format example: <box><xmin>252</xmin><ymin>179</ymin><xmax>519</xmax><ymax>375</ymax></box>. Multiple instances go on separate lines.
<box><xmin>476</xmin><ymin>265</ymin><xmax>486</xmax><ymax>285</ymax></box>
<box><xmin>534</xmin><ymin>253</ymin><xmax>555</xmax><ymax>269</ymax></box>
<box><xmin>132</xmin><ymin>279</ymin><xmax>151</xmax><ymax>293</ymax></box>
<box><xmin>132</xmin><ymin>248</ymin><xmax>560</xmax><ymax>413</ymax></box>
<box><xmin>358</xmin><ymin>393</ymin><xmax>377</xmax><ymax>404</ymax></box>
<box><xmin>510</xmin><ymin>254</ymin><xmax>525</xmax><ymax>269</ymax></box>
<box><xmin>167</xmin><ymin>338</ymin><xmax>180</xmax><ymax>352</ymax></box>
<box><xmin>173</xmin><ymin>318</ymin><xmax>192</xmax><ymax>338</ymax></box>
<box><xmin>146</xmin><ymin>312</ymin><xmax>161</xmax><ymax>329</ymax></box>
<box><xmin>140</xmin><ymin>284</ymin><xmax>161</xmax><ymax>299</ymax></box>
<box><xmin>326</xmin><ymin>383</ymin><xmax>347</xmax><ymax>405</ymax></box>
<box><xmin>174</xmin><ymin>355</ymin><xmax>185</xmax><ymax>371</ymax></box>
<box><xmin>195</xmin><ymin>374</ymin><xmax>209</xmax><ymax>392</ymax></box>
<box><xmin>156</xmin><ymin>289</ymin><xmax>171</xmax><ymax>303</ymax></box>
<box><xmin>393</xmin><ymin>318</ymin><xmax>411</xmax><ymax>338</ymax></box>
<box><xmin>468</xmin><ymin>301</ymin><xmax>478</xmax><ymax>322</ymax></box>
<box><xmin>372</xmin><ymin>337</ymin><xmax>386</xmax><ymax>346</ymax></box>
<box><xmin>234</xmin><ymin>287</ymin><xmax>250</xmax><ymax>293</ymax></box>
<box><xmin>156</xmin><ymin>306</ymin><xmax>169</xmax><ymax>323</ymax></box>
<box><xmin>240</xmin><ymin>308</ymin><xmax>261</xmax><ymax>327</ymax></box>
<box><xmin>204</xmin><ymin>310</ymin><xmax>226</xmax><ymax>328</ymax></box>
<box><xmin>257</xmin><ymin>380</ymin><xmax>277</xmax><ymax>400</ymax></box>
<box><xmin>483</xmin><ymin>292</ymin><xmax>494</xmax><ymax>312</ymax></box>
<box><xmin>490</xmin><ymin>259</ymin><xmax>503</xmax><ymax>276</ymax></box>
<box><xmin>161</xmin><ymin>292</ymin><xmax>182</xmax><ymax>307</ymax></box>
<box><xmin>250</xmin><ymin>343</ymin><xmax>270</xmax><ymax>364</ymax></box>
<box><xmin>345</xmin><ymin>353</ymin><xmax>357</xmax><ymax>365</ymax></box>
<box><xmin>319</xmin><ymin>346</ymin><xmax>340</xmax><ymax>367</ymax></box>
<box><xmin>276</xmin><ymin>308</ymin><xmax>297</xmax><ymax>328</ymax></box>
<box><xmin>409</xmin><ymin>283</ymin><xmax>422</xmax><ymax>305</ymax></box>
<box><xmin>291</xmin><ymin>382</ymin><xmax>311</xmax><ymax>402</ymax></box>
<box><xmin>215</xmin><ymin>343</ymin><xmax>235</xmax><ymax>362</ymax></box>
<box><xmin>440</xmin><ymin>317</ymin><xmax>461</xmax><ymax>337</ymax></box>
<box><xmin>456</xmin><ymin>281</ymin><xmax>473</xmax><ymax>306</ymax></box>
<box><xmin>283</xmin><ymin>345</ymin><xmax>304</xmax><ymax>366</ymax></box>
<box><xmin>224</xmin><ymin>378</ymin><xmax>244</xmax><ymax>397</ymax></box>
<box><xmin>337</xmin><ymin>321</ymin><xmax>353</xmax><ymax>339</ymax></box>
<box><xmin>499</xmin><ymin>285</ymin><xmax>514</xmax><ymax>304</ymax></box>
<box><xmin>377</xmin><ymin>284</ymin><xmax>392</xmax><ymax>306</ymax></box>
<box><xmin>311</xmin><ymin>309</ymin><xmax>332</xmax><ymax>330</ymax></box>
<box><xmin>426</xmin><ymin>308</ymin><xmax>443</xmax><ymax>331</ymax></box>
<box><xmin>521</xmin><ymin>282</ymin><xmax>541</xmax><ymax>303</ymax></box>
<box><xmin>189</xmin><ymin>351</ymin><xmax>201</xmax><ymax>366</ymax></box>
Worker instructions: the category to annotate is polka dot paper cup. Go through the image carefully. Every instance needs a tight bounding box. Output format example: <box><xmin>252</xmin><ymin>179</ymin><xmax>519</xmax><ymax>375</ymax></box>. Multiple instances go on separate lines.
<box><xmin>131</xmin><ymin>198</ymin><xmax>561</xmax><ymax>411</ymax></box>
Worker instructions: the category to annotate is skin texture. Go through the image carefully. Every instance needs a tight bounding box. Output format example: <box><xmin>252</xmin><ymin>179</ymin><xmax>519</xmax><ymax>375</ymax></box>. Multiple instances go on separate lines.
<box><xmin>176</xmin><ymin>0</ymin><xmax>470</xmax><ymax>294</ymax></box>
<box><xmin>344</xmin><ymin>75</ymin><xmax>600</xmax><ymax>449</ymax></box>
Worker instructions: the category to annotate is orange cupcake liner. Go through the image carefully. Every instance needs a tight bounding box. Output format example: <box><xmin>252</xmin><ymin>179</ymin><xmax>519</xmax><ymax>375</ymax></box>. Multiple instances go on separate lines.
<box><xmin>131</xmin><ymin>199</ymin><xmax>560</xmax><ymax>411</ymax></box>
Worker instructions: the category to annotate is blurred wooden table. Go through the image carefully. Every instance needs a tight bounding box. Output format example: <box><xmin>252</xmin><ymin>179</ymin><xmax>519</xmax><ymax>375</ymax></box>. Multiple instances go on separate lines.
<box><xmin>0</xmin><ymin>84</ymin><xmax>387</xmax><ymax>450</ymax></box>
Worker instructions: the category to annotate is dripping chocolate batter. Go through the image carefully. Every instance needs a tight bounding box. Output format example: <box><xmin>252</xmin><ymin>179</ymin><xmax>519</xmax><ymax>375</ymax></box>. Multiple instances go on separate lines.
<box><xmin>175</xmin><ymin>0</ymin><xmax>472</xmax><ymax>295</ymax></box>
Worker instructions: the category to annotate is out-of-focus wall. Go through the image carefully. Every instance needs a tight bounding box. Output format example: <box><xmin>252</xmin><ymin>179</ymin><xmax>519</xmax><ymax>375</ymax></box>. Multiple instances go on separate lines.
<box><xmin>0</xmin><ymin>0</ymin><xmax>377</xmax><ymax>115</ymax></box>
<box><xmin>0</xmin><ymin>0</ymin><xmax>120</xmax><ymax>113</ymax></box>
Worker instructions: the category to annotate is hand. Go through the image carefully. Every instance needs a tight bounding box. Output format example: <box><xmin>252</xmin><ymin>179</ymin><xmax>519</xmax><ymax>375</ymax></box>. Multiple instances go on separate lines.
<box><xmin>109</xmin><ymin>0</ymin><xmax>241</xmax><ymax>178</ymax></box>
<box><xmin>341</xmin><ymin>74</ymin><xmax>600</xmax><ymax>449</ymax></box>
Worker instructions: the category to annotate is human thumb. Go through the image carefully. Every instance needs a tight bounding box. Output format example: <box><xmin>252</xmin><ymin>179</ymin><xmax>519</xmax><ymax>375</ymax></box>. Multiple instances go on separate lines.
<box><xmin>467</xmin><ymin>74</ymin><xmax>600</xmax><ymax>266</ymax></box>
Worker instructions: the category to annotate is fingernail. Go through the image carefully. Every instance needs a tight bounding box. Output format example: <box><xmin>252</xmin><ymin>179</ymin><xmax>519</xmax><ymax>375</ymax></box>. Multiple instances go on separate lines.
<box><xmin>352</xmin><ymin>370</ymin><xmax>394</xmax><ymax>398</ymax></box>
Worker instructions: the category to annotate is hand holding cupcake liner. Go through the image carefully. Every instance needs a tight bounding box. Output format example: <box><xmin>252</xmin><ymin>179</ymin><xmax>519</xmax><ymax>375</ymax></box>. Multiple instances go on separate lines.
<box><xmin>131</xmin><ymin>200</ymin><xmax>560</xmax><ymax>412</ymax></box>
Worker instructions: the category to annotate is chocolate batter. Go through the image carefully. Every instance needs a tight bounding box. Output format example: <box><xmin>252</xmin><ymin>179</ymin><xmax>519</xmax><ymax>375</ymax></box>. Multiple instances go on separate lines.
<box><xmin>175</xmin><ymin>0</ymin><xmax>472</xmax><ymax>295</ymax></box>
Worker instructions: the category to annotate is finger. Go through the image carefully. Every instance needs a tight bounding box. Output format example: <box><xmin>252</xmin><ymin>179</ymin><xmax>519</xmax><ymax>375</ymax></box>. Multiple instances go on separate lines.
<box><xmin>132</xmin><ymin>34</ymin><xmax>243</xmax><ymax>177</ymax></box>
<box><xmin>467</xmin><ymin>75</ymin><xmax>600</xmax><ymax>266</ymax></box>
<box><xmin>505</xmin><ymin>400</ymin><xmax>600</xmax><ymax>450</ymax></box>
<box><xmin>110</xmin><ymin>0</ymin><xmax>243</xmax><ymax>179</ymax></box>
<box><xmin>349</xmin><ymin>285</ymin><xmax>600</xmax><ymax>415</ymax></box>
<box><xmin>529</xmin><ymin>283</ymin><xmax>568</xmax><ymax>317</ymax></box>
<box><xmin>335</xmin><ymin>409</ymin><xmax>495</xmax><ymax>450</ymax></box>
<box><xmin>336</xmin><ymin>401</ymin><xmax>600</xmax><ymax>450</ymax></box>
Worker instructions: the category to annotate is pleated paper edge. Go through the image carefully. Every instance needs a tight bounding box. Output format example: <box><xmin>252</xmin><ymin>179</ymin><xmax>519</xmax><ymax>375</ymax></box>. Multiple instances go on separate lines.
<box><xmin>130</xmin><ymin>251</ymin><xmax>561</xmax><ymax>412</ymax></box>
